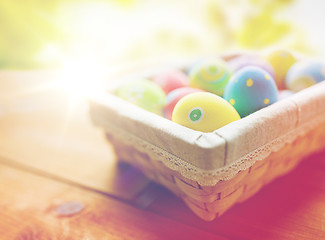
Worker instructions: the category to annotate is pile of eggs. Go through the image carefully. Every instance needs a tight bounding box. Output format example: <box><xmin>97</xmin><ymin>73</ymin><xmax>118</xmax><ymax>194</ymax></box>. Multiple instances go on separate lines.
<box><xmin>116</xmin><ymin>50</ymin><xmax>325</xmax><ymax>133</ymax></box>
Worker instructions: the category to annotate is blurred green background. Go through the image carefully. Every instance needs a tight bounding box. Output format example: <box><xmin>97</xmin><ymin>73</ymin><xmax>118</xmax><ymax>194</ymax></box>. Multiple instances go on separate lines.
<box><xmin>0</xmin><ymin>0</ymin><xmax>323</xmax><ymax>69</ymax></box>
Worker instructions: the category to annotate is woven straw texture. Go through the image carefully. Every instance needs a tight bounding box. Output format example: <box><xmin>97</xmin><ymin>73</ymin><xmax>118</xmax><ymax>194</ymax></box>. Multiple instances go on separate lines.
<box><xmin>90</xmin><ymin>79</ymin><xmax>325</xmax><ymax>221</ymax></box>
<box><xmin>105</xmin><ymin>119</ymin><xmax>325</xmax><ymax>221</ymax></box>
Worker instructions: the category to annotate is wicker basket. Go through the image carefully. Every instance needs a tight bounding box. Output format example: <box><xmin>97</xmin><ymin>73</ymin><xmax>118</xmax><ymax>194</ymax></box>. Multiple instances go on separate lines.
<box><xmin>89</xmin><ymin>74</ymin><xmax>325</xmax><ymax>221</ymax></box>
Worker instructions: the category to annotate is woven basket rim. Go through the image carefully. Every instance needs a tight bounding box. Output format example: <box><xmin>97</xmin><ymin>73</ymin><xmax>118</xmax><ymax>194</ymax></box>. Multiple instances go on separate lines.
<box><xmin>90</xmin><ymin>73</ymin><xmax>325</xmax><ymax>171</ymax></box>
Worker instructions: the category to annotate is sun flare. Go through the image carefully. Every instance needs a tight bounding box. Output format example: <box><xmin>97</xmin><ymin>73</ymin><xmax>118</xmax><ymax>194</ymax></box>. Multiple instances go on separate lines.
<box><xmin>55</xmin><ymin>58</ymin><xmax>106</xmax><ymax>101</ymax></box>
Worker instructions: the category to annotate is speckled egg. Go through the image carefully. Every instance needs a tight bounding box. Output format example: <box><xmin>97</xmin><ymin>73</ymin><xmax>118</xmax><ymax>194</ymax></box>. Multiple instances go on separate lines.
<box><xmin>228</xmin><ymin>55</ymin><xmax>275</xmax><ymax>78</ymax></box>
<box><xmin>285</xmin><ymin>61</ymin><xmax>325</xmax><ymax>92</ymax></box>
<box><xmin>224</xmin><ymin>66</ymin><xmax>278</xmax><ymax>118</ymax></box>
<box><xmin>266</xmin><ymin>49</ymin><xmax>296</xmax><ymax>89</ymax></box>
<box><xmin>164</xmin><ymin>87</ymin><xmax>203</xmax><ymax>120</ymax></box>
<box><xmin>152</xmin><ymin>70</ymin><xmax>189</xmax><ymax>94</ymax></box>
<box><xmin>116</xmin><ymin>79</ymin><xmax>166</xmax><ymax>115</ymax></box>
<box><xmin>188</xmin><ymin>58</ymin><xmax>231</xmax><ymax>96</ymax></box>
<box><xmin>172</xmin><ymin>92</ymin><xmax>240</xmax><ymax>132</ymax></box>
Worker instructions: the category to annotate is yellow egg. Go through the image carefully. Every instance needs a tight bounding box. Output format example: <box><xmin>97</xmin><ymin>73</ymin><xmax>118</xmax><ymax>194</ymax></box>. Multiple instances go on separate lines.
<box><xmin>266</xmin><ymin>49</ymin><xmax>296</xmax><ymax>89</ymax></box>
<box><xmin>172</xmin><ymin>92</ymin><xmax>240</xmax><ymax>132</ymax></box>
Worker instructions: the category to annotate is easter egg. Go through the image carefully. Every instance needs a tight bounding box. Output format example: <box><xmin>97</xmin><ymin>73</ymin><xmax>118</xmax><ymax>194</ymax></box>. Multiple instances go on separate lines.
<box><xmin>224</xmin><ymin>66</ymin><xmax>278</xmax><ymax>118</ymax></box>
<box><xmin>164</xmin><ymin>87</ymin><xmax>203</xmax><ymax>120</ymax></box>
<box><xmin>116</xmin><ymin>79</ymin><xmax>166</xmax><ymax>115</ymax></box>
<box><xmin>278</xmin><ymin>90</ymin><xmax>295</xmax><ymax>100</ymax></box>
<box><xmin>185</xmin><ymin>58</ymin><xmax>206</xmax><ymax>74</ymax></box>
<box><xmin>172</xmin><ymin>92</ymin><xmax>240</xmax><ymax>132</ymax></box>
<box><xmin>188</xmin><ymin>58</ymin><xmax>232</xmax><ymax>96</ymax></box>
<box><xmin>152</xmin><ymin>70</ymin><xmax>189</xmax><ymax>93</ymax></box>
<box><xmin>228</xmin><ymin>55</ymin><xmax>275</xmax><ymax>78</ymax></box>
<box><xmin>266</xmin><ymin>49</ymin><xmax>296</xmax><ymax>89</ymax></box>
<box><xmin>285</xmin><ymin>61</ymin><xmax>325</xmax><ymax>92</ymax></box>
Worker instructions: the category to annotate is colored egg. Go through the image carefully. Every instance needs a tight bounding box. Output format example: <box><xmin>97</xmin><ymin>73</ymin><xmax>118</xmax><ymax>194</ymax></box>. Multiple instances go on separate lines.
<box><xmin>278</xmin><ymin>89</ymin><xmax>295</xmax><ymax>100</ymax></box>
<box><xmin>185</xmin><ymin>58</ymin><xmax>206</xmax><ymax>74</ymax></box>
<box><xmin>116</xmin><ymin>79</ymin><xmax>166</xmax><ymax>115</ymax></box>
<box><xmin>266</xmin><ymin>49</ymin><xmax>296</xmax><ymax>89</ymax></box>
<box><xmin>228</xmin><ymin>55</ymin><xmax>275</xmax><ymax>78</ymax></box>
<box><xmin>164</xmin><ymin>87</ymin><xmax>203</xmax><ymax>120</ymax></box>
<box><xmin>188</xmin><ymin>58</ymin><xmax>232</xmax><ymax>96</ymax></box>
<box><xmin>285</xmin><ymin>61</ymin><xmax>325</xmax><ymax>92</ymax></box>
<box><xmin>224</xmin><ymin>66</ymin><xmax>278</xmax><ymax>118</ymax></box>
<box><xmin>172</xmin><ymin>92</ymin><xmax>240</xmax><ymax>132</ymax></box>
<box><xmin>152</xmin><ymin>70</ymin><xmax>189</xmax><ymax>94</ymax></box>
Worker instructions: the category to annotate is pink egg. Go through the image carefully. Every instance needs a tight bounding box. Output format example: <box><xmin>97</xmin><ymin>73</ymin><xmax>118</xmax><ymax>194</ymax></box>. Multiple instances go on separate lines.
<box><xmin>164</xmin><ymin>87</ymin><xmax>203</xmax><ymax>120</ymax></box>
<box><xmin>152</xmin><ymin>70</ymin><xmax>189</xmax><ymax>94</ymax></box>
<box><xmin>278</xmin><ymin>90</ymin><xmax>294</xmax><ymax>100</ymax></box>
<box><xmin>228</xmin><ymin>55</ymin><xmax>275</xmax><ymax>79</ymax></box>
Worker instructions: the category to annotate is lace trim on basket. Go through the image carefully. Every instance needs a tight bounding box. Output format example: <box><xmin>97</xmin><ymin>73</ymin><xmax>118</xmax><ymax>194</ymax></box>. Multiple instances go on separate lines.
<box><xmin>108</xmin><ymin>112</ymin><xmax>325</xmax><ymax>186</ymax></box>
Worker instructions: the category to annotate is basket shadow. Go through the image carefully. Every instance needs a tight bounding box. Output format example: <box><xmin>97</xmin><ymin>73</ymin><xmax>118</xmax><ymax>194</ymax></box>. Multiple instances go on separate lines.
<box><xmin>141</xmin><ymin>149</ymin><xmax>325</xmax><ymax>240</ymax></box>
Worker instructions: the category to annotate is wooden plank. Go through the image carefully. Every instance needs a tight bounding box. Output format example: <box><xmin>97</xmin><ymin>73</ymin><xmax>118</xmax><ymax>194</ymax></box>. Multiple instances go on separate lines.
<box><xmin>2</xmin><ymin>71</ymin><xmax>325</xmax><ymax>239</ymax></box>
<box><xmin>0</xmin><ymin>70</ymin><xmax>150</xmax><ymax>200</ymax></box>
<box><xmin>0</xmin><ymin>162</ymin><xmax>228</xmax><ymax>240</ymax></box>
<box><xmin>146</xmin><ymin>150</ymin><xmax>325</xmax><ymax>240</ymax></box>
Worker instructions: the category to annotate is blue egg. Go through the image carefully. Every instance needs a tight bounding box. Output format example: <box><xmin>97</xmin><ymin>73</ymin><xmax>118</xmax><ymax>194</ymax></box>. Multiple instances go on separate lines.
<box><xmin>285</xmin><ymin>61</ymin><xmax>325</xmax><ymax>92</ymax></box>
<box><xmin>224</xmin><ymin>66</ymin><xmax>278</xmax><ymax>117</ymax></box>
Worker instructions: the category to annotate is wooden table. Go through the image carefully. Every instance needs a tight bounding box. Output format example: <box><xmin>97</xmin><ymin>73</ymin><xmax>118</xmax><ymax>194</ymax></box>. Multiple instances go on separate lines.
<box><xmin>1</xmin><ymin>71</ymin><xmax>325</xmax><ymax>240</ymax></box>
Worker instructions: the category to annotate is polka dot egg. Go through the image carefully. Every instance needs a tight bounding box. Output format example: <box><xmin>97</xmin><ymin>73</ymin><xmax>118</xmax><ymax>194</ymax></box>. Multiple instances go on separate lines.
<box><xmin>188</xmin><ymin>58</ymin><xmax>231</xmax><ymax>96</ymax></box>
<box><xmin>285</xmin><ymin>61</ymin><xmax>325</xmax><ymax>92</ymax></box>
<box><xmin>224</xmin><ymin>66</ymin><xmax>278</xmax><ymax>118</ymax></box>
<box><xmin>172</xmin><ymin>92</ymin><xmax>240</xmax><ymax>132</ymax></box>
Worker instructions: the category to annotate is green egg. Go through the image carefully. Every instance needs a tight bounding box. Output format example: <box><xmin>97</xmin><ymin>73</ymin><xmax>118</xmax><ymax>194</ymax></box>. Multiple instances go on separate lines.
<box><xmin>189</xmin><ymin>58</ymin><xmax>232</xmax><ymax>96</ymax></box>
<box><xmin>117</xmin><ymin>79</ymin><xmax>166</xmax><ymax>115</ymax></box>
